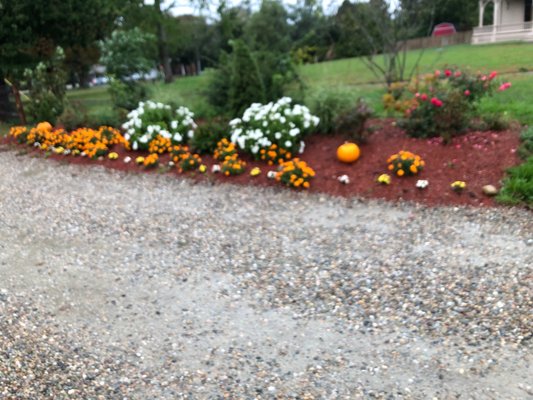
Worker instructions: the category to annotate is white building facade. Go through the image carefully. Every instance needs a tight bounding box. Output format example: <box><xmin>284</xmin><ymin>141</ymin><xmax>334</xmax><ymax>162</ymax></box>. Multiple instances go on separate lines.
<box><xmin>473</xmin><ymin>0</ymin><xmax>533</xmax><ymax>43</ymax></box>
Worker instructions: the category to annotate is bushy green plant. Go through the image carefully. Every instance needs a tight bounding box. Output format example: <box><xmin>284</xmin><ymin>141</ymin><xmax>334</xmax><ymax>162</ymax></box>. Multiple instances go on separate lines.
<box><xmin>190</xmin><ymin>118</ymin><xmax>230</xmax><ymax>154</ymax></box>
<box><xmin>229</xmin><ymin>97</ymin><xmax>319</xmax><ymax>157</ymax></box>
<box><xmin>121</xmin><ymin>100</ymin><xmax>197</xmax><ymax>151</ymax></box>
<box><xmin>399</xmin><ymin>68</ymin><xmax>509</xmax><ymax>142</ymax></box>
<box><xmin>497</xmin><ymin>157</ymin><xmax>533</xmax><ymax>206</ymax></box>
<box><xmin>309</xmin><ymin>90</ymin><xmax>352</xmax><ymax>134</ymax></box>
<box><xmin>99</xmin><ymin>28</ymin><xmax>156</xmax><ymax>111</ymax></box>
<box><xmin>56</xmin><ymin>101</ymin><xmax>88</xmax><ymax>130</ymax></box>
<box><xmin>108</xmin><ymin>79</ymin><xmax>149</xmax><ymax>111</ymax></box>
<box><xmin>23</xmin><ymin>47</ymin><xmax>67</xmax><ymax>123</ymax></box>
<box><xmin>229</xmin><ymin>40</ymin><xmax>266</xmax><ymax>116</ymax></box>
<box><xmin>86</xmin><ymin>110</ymin><xmax>121</xmax><ymax>129</ymax></box>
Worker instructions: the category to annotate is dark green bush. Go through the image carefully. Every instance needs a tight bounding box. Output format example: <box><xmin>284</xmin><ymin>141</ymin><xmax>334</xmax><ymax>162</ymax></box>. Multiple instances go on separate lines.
<box><xmin>108</xmin><ymin>79</ymin><xmax>148</xmax><ymax>111</ymax></box>
<box><xmin>56</xmin><ymin>101</ymin><xmax>88</xmax><ymax>130</ymax></box>
<box><xmin>23</xmin><ymin>47</ymin><xmax>67</xmax><ymax>124</ymax></box>
<box><xmin>86</xmin><ymin>110</ymin><xmax>122</xmax><ymax>128</ymax></box>
<box><xmin>190</xmin><ymin>118</ymin><xmax>230</xmax><ymax>154</ymax></box>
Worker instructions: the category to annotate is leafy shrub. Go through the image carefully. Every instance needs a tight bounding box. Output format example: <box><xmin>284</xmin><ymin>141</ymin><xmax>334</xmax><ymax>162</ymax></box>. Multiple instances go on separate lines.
<box><xmin>398</xmin><ymin>68</ymin><xmax>509</xmax><ymax>142</ymax></box>
<box><xmin>497</xmin><ymin>157</ymin><xmax>533</xmax><ymax>206</ymax></box>
<box><xmin>99</xmin><ymin>28</ymin><xmax>156</xmax><ymax>111</ymax></box>
<box><xmin>122</xmin><ymin>101</ymin><xmax>197</xmax><ymax>151</ymax></box>
<box><xmin>23</xmin><ymin>47</ymin><xmax>67</xmax><ymax>124</ymax></box>
<box><xmin>57</xmin><ymin>101</ymin><xmax>88</xmax><ymax>130</ymax></box>
<box><xmin>229</xmin><ymin>40</ymin><xmax>266</xmax><ymax>116</ymax></box>
<box><xmin>275</xmin><ymin>158</ymin><xmax>315</xmax><ymax>189</ymax></box>
<box><xmin>109</xmin><ymin>79</ymin><xmax>149</xmax><ymax>111</ymax></box>
<box><xmin>229</xmin><ymin>97</ymin><xmax>319</xmax><ymax>157</ymax></box>
<box><xmin>190</xmin><ymin>118</ymin><xmax>230</xmax><ymax>154</ymax></box>
<box><xmin>86</xmin><ymin>110</ymin><xmax>121</xmax><ymax>129</ymax></box>
<box><xmin>387</xmin><ymin>151</ymin><xmax>425</xmax><ymax>177</ymax></box>
<box><xmin>335</xmin><ymin>98</ymin><xmax>373</xmax><ymax>143</ymax></box>
<box><xmin>309</xmin><ymin>90</ymin><xmax>353</xmax><ymax>134</ymax></box>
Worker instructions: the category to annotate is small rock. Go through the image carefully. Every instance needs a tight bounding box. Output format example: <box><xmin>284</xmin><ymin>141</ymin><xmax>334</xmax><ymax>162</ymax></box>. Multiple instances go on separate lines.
<box><xmin>482</xmin><ymin>185</ymin><xmax>498</xmax><ymax>196</ymax></box>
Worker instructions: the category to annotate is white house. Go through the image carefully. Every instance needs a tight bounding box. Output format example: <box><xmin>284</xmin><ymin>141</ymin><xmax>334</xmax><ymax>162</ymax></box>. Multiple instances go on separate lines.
<box><xmin>473</xmin><ymin>0</ymin><xmax>533</xmax><ymax>44</ymax></box>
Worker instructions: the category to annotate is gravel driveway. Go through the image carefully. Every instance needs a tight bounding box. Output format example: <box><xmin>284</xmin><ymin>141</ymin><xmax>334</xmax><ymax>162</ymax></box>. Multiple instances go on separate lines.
<box><xmin>0</xmin><ymin>150</ymin><xmax>532</xmax><ymax>399</ymax></box>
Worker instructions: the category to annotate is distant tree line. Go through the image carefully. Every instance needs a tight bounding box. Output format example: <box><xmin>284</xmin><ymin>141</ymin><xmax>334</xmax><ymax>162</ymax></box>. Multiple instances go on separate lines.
<box><xmin>0</xmin><ymin>0</ymin><xmax>481</xmax><ymax>119</ymax></box>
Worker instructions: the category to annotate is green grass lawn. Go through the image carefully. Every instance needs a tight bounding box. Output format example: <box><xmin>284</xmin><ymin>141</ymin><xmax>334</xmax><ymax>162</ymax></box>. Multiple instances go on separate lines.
<box><xmin>299</xmin><ymin>42</ymin><xmax>533</xmax><ymax>88</ymax></box>
<box><xmin>1</xmin><ymin>41</ymin><xmax>530</xmax><ymax>135</ymax></box>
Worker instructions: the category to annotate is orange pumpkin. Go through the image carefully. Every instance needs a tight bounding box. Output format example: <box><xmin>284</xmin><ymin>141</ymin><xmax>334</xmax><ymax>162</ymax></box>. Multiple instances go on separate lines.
<box><xmin>337</xmin><ymin>142</ymin><xmax>360</xmax><ymax>163</ymax></box>
<box><xmin>36</xmin><ymin>121</ymin><xmax>52</xmax><ymax>131</ymax></box>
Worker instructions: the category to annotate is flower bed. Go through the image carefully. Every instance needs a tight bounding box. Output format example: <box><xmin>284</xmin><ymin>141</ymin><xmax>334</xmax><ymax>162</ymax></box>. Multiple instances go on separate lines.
<box><xmin>4</xmin><ymin>117</ymin><xmax>522</xmax><ymax>207</ymax></box>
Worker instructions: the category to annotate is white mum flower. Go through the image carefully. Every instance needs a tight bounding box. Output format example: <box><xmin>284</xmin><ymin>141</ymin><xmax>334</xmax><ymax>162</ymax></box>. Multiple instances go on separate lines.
<box><xmin>338</xmin><ymin>175</ymin><xmax>350</xmax><ymax>184</ymax></box>
<box><xmin>416</xmin><ymin>180</ymin><xmax>429</xmax><ymax>189</ymax></box>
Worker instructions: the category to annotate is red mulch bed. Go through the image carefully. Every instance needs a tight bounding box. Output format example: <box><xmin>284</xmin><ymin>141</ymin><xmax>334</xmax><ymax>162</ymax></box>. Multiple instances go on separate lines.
<box><xmin>2</xmin><ymin>119</ymin><xmax>522</xmax><ymax>207</ymax></box>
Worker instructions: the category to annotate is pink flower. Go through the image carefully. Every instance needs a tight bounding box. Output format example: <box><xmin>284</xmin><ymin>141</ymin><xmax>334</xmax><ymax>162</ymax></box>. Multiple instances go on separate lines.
<box><xmin>498</xmin><ymin>82</ymin><xmax>512</xmax><ymax>91</ymax></box>
<box><xmin>435</xmin><ymin>70</ymin><xmax>441</xmax><ymax>77</ymax></box>
<box><xmin>445</xmin><ymin>69</ymin><xmax>452</xmax><ymax>77</ymax></box>
<box><xmin>481</xmin><ymin>75</ymin><xmax>487</xmax><ymax>81</ymax></box>
<box><xmin>464</xmin><ymin>90</ymin><xmax>471</xmax><ymax>96</ymax></box>
<box><xmin>431</xmin><ymin>97</ymin><xmax>443</xmax><ymax>107</ymax></box>
<box><xmin>489</xmin><ymin>71</ymin><xmax>498</xmax><ymax>80</ymax></box>
<box><xmin>415</xmin><ymin>92</ymin><xmax>420</xmax><ymax>98</ymax></box>
<box><xmin>455</xmin><ymin>71</ymin><xmax>462</xmax><ymax>78</ymax></box>
<box><xmin>420</xmin><ymin>93</ymin><xmax>428</xmax><ymax>101</ymax></box>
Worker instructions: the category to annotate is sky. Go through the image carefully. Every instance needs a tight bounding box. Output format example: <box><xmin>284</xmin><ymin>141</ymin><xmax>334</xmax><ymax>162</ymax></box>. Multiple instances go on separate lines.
<box><xmin>143</xmin><ymin>0</ymin><xmax>396</xmax><ymax>18</ymax></box>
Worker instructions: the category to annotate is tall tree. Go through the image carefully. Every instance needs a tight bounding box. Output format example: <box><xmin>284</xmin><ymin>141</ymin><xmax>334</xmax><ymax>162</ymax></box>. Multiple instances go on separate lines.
<box><xmin>154</xmin><ymin>0</ymin><xmax>173</xmax><ymax>83</ymax></box>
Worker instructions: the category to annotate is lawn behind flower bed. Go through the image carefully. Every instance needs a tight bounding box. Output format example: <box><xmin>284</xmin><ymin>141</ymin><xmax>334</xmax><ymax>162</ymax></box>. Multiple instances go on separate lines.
<box><xmin>44</xmin><ymin>42</ymin><xmax>533</xmax><ymax>127</ymax></box>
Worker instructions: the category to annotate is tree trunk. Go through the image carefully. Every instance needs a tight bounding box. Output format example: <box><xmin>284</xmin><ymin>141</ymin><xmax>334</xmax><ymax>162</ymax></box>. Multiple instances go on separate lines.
<box><xmin>155</xmin><ymin>0</ymin><xmax>173</xmax><ymax>83</ymax></box>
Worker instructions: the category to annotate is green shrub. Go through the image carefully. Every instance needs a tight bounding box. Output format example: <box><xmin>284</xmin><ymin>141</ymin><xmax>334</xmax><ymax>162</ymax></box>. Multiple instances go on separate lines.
<box><xmin>23</xmin><ymin>47</ymin><xmax>67</xmax><ymax>124</ymax></box>
<box><xmin>309</xmin><ymin>90</ymin><xmax>353</xmax><ymax>134</ymax></box>
<box><xmin>228</xmin><ymin>39</ymin><xmax>266</xmax><ymax>116</ymax></box>
<box><xmin>190</xmin><ymin>118</ymin><xmax>230</xmax><ymax>154</ymax></box>
<box><xmin>108</xmin><ymin>79</ymin><xmax>149</xmax><ymax>111</ymax></box>
<box><xmin>86</xmin><ymin>110</ymin><xmax>121</xmax><ymax>129</ymax></box>
<box><xmin>56</xmin><ymin>101</ymin><xmax>88</xmax><ymax>130</ymax></box>
<box><xmin>497</xmin><ymin>157</ymin><xmax>533</xmax><ymax>206</ymax></box>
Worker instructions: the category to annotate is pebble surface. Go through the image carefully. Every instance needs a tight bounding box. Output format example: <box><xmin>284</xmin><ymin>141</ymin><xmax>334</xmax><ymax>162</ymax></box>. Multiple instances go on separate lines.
<box><xmin>0</xmin><ymin>150</ymin><xmax>532</xmax><ymax>399</ymax></box>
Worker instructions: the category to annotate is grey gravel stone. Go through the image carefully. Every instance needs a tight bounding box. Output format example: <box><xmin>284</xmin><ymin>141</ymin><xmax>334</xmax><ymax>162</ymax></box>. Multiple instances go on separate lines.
<box><xmin>0</xmin><ymin>150</ymin><xmax>532</xmax><ymax>399</ymax></box>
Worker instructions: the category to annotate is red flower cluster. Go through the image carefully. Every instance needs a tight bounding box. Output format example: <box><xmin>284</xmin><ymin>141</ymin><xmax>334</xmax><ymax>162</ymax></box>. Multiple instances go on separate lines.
<box><xmin>430</xmin><ymin>97</ymin><xmax>443</xmax><ymax>107</ymax></box>
<box><xmin>498</xmin><ymin>82</ymin><xmax>512</xmax><ymax>91</ymax></box>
